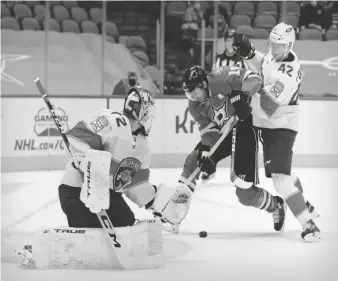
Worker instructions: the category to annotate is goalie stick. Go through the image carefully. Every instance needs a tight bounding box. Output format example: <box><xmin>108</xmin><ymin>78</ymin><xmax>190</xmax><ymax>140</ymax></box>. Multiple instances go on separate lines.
<box><xmin>163</xmin><ymin>116</ymin><xmax>238</xmax><ymax>233</ymax></box>
<box><xmin>33</xmin><ymin>77</ymin><xmax>134</xmax><ymax>269</ymax></box>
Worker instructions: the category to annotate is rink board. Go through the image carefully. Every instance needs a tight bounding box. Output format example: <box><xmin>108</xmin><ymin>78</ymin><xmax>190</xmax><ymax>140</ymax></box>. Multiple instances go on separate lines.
<box><xmin>1</xmin><ymin>98</ymin><xmax>338</xmax><ymax>172</ymax></box>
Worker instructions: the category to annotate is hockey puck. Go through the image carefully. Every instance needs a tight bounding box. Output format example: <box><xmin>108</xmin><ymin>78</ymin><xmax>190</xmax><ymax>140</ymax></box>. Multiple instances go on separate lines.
<box><xmin>199</xmin><ymin>231</ymin><xmax>207</xmax><ymax>238</ymax></box>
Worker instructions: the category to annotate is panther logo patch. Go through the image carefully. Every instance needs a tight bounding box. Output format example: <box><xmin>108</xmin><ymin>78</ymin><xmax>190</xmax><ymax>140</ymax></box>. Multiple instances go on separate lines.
<box><xmin>114</xmin><ymin>157</ymin><xmax>141</xmax><ymax>191</ymax></box>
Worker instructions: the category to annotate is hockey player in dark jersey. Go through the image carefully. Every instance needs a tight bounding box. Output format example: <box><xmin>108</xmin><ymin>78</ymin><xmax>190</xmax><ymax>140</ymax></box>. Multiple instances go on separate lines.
<box><xmin>178</xmin><ymin>65</ymin><xmax>287</xmax><ymax>232</ymax></box>
<box><xmin>204</xmin><ymin>29</ymin><xmax>247</xmax><ymax>182</ymax></box>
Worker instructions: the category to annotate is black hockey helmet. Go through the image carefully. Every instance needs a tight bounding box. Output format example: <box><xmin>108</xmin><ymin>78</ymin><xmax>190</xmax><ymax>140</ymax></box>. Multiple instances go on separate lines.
<box><xmin>224</xmin><ymin>28</ymin><xmax>236</xmax><ymax>40</ymax></box>
<box><xmin>182</xmin><ymin>65</ymin><xmax>208</xmax><ymax>93</ymax></box>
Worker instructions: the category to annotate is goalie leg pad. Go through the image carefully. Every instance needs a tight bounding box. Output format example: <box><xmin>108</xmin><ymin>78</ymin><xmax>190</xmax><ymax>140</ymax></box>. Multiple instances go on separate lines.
<box><xmin>31</xmin><ymin>220</ymin><xmax>164</xmax><ymax>270</ymax></box>
<box><xmin>80</xmin><ymin>149</ymin><xmax>111</xmax><ymax>212</ymax></box>
<box><xmin>151</xmin><ymin>183</ymin><xmax>192</xmax><ymax>225</ymax></box>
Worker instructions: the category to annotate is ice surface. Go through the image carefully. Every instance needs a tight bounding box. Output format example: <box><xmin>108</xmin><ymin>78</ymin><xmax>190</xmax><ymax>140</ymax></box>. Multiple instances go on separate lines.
<box><xmin>2</xmin><ymin>168</ymin><xmax>338</xmax><ymax>281</ymax></box>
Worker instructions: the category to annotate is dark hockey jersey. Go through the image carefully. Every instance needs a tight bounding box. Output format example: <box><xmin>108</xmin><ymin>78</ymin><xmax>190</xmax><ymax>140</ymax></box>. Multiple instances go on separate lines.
<box><xmin>188</xmin><ymin>66</ymin><xmax>263</xmax><ymax>147</ymax></box>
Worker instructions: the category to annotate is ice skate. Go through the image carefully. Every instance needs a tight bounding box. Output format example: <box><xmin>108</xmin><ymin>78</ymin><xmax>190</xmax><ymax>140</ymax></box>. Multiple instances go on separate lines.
<box><xmin>306</xmin><ymin>200</ymin><xmax>320</xmax><ymax>218</ymax></box>
<box><xmin>301</xmin><ymin>219</ymin><xmax>321</xmax><ymax>242</ymax></box>
<box><xmin>272</xmin><ymin>196</ymin><xmax>287</xmax><ymax>231</ymax></box>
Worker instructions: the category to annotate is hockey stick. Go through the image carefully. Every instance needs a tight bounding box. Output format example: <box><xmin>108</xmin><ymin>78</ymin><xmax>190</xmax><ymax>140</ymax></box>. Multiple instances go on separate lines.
<box><xmin>33</xmin><ymin>77</ymin><xmax>134</xmax><ymax>269</ymax></box>
<box><xmin>185</xmin><ymin>115</ymin><xmax>238</xmax><ymax>189</ymax></box>
<box><xmin>230</xmin><ymin>123</ymin><xmax>255</xmax><ymax>189</ymax></box>
<box><xmin>163</xmin><ymin>116</ymin><xmax>238</xmax><ymax>233</ymax></box>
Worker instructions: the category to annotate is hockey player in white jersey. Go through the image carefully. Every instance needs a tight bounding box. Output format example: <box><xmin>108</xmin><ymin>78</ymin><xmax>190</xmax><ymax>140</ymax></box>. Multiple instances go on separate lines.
<box><xmin>233</xmin><ymin>22</ymin><xmax>321</xmax><ymax>242</ymax></box>
<box><xmin>16</xmin><ymin>86</ymin><xmax>191</xmax><ymax>269</ymax></box>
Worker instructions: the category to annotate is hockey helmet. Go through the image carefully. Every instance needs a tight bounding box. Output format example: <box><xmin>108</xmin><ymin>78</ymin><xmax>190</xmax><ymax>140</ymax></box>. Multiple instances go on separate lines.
<box><xmin>124</xmin><ymin>86</ymin><xmax>155</xmax><ymax>136</ymax></box>
<box><xmin>224</xmin><ymin>28</ymin><xmax>236</xmax><ymax>40</ymax></box>
<box><xmin>269</xmin><ymin>22</ymin><xmax>295</xmax><ymax>61</ymax></box>
<box><xmin>182</xmin><ymin>65</ymin><xmax>208</xmax><ymax>101</ymax></box>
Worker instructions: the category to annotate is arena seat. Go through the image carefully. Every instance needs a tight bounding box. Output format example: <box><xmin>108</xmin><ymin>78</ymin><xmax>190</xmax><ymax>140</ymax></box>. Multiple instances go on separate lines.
<box><xmin>106</xmin><ymin>21</ymin><xmax>119</xmax><ymax>41</ymax></box>
<box><xmin>43</xmin><ymin>18</ymin><xmax>61</xmax><ymax>32</ymax></box>
<box><xmin>119</xmin><ymin>35</ymin><xmax>129</xmax><ymax>46</ymax></box>
<box><xmin>257</xmin><ymin>2</ymin><xmax>278</xmax><ymax>18</ymax></box>
<box><xmin>132</xmin><ymin>50</ymin><xmax>150</xmax><ymax>67</ymax></box>
<box><xmin>22</xmin><ymin>17</ymin><xmax>41</xmax><ymax>30</ymax></box>
<box><xmin>286</xmin><ymin>2</ymin><xmax>300</xmax><ymax>16</ymax></box>
<box><xmin>237</xmin><ymin>25</ymin><xmax>254</xmax><ymax>37</ymax></box>
<box><xmin>24</xmin><ymin>1</ymin><xmax>40</xmax><ymax>8</ymax></box>
<box><xmin>1</xmin><ymin>3</ymin><xmax>11</xmax><ymax>17</ymax></box>
<box><xmin>4</xmin><ymin>1</ymin><xmax>17</xmax><ymax>9</ymax></box>
<box><xmin>218</xmin><ymin>2</ymin><xmax>232</xmax><ymax>16</ymax></box>
<box><xmin>326</xmin><ymin>28</ymin><xmax>338</xmax><ymax>40</ymax></box>
<box><xmin>49</xmin><ymin>1</ymin><xmax>61</xmax><ymax>7</ymax></box>
<box><xmin>52</xmin><ymin>5</ymin><xmax>70</xmax><ymax>21</ymax></box>
<box><xmin>81</xmin><ymin>20</ymin><xmax>99</xmax><ymax>34</ymax></box>
<box><xmin>127</xmin><ymin>35</ymin><xmax>147</xmax><ymax>52</ymax></box>
<box><xmin>254</xmin><ymin>14</ymin><xmax>276</xmax><ymax>30</ymax></box>
<box><xmin>62</xmin><ymin>1</ymin><xmax>78</xmax><ymax>9</ymax></box>
<box><xmin>234</xmin><ymin>2</ymin><xmax>255</xmax><ymax>18</ymax></box>
<box><xmin>70</xmin><ymin>6</ymin><xmax>89</xmax><ymax>23</ymax></box>
<box><xmin>89</xmin><ymin>7</ymin><xmax>102</xmax><ymax>23</ymax></box>
<box><xmin>1</xmin><ymin>17</ymin><xmax>20</xmax><ymax>30</ymax></box>
<box><xmin>253</xmin><ymin>27</ymin><xmax>270</xmax><ymax>39</ymax></box>
<box><xmin>285</xmin><ymin>14</ymin><xmax>299</xmax><ymax>29</ymax></box>
<box><xmin>106</xmin><ymin>35</ymin><xmax>116</xmax><ymax>44</ymax></box>
<box><xmin>299</xmin><ymin>28</ymin><xmax>322</xmax><ymax>40</ymax></box>
<box><xmin>33</xmin><ymin>4</ymin><xmax>46</xmax><ymax>21</ymax></box>
<box><xmin>13</xmin><ymin>3</ymin><xmax>32</xmax><ymax>19</ymax></box>
<box><xmin>62</xmin><ymin>19</ymin><xmax>80</xmax><ymax>33</ymax></box>
<box><xmin>230</xmin><ymin>14</ymin><xmax>251</xmax><ymax>28</ymax></box>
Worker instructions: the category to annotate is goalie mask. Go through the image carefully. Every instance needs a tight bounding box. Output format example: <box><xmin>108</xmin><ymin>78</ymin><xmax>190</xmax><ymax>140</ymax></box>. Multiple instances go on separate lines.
<box><xmin>182</xmin><ymin>65</ymin><xmax>209</xmax><ymax>102</ymax></box>
<box><xmin>269</xmin><ymin>22</ymin><xmax>295</xmax><ymax>62</ymax></box>
<box><xmin>124</xmin><ymin>86</ymin><xmax>155</xmax><ymax>136</ymax></box>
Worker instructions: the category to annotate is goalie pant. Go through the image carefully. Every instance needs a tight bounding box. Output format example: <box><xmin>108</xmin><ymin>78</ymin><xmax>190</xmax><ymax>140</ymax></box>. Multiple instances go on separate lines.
<box><xmin>59</xmin><ymin>184</ymin><xmax>135</xmax><ymax>228</ymax></box>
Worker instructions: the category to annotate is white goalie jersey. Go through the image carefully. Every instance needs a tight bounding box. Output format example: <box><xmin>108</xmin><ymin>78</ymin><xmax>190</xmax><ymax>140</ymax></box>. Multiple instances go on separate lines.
<box><xmin>246</xmin><ymin>50</ymin><xmax>302</xmax><ymax>132</ymax></box>
<box><xmin>60</xmin><ymin>108</ymin><xmax>155</xmax><ymax>207</ymax></box>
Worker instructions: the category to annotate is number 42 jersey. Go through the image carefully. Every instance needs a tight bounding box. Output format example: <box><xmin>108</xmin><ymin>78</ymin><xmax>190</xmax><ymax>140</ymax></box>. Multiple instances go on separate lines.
<box><xmin>188</xmin><ymin>66</ymin><xmax>263</xmax><ymax>147</ymax></box>
<box><xmin>246</xmin><ymin>50</ymin><xmax>302</xmax><ymax>132</ymax></box>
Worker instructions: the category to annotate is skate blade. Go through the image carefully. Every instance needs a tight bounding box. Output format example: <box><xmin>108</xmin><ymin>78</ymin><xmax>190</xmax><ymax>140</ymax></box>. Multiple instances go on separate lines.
<box><xmin>303</xmin><ymin>232</ymin><xmax>322</xmax><ymax>243</ymax></box>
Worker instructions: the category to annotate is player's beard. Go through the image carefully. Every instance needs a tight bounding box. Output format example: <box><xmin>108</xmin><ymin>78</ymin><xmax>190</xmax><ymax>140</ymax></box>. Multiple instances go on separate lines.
<box><xmin>185</xmin><ymin>87</ymin><xmax>208</xmax><ymax>102</ymax></box>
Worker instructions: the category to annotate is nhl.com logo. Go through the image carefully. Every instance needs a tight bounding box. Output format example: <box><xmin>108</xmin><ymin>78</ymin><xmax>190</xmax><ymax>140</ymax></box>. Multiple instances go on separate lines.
<box><xmin>34</xmin><ymin>107</ymin><xmax>69</xmax><ymax>137</ymax></box>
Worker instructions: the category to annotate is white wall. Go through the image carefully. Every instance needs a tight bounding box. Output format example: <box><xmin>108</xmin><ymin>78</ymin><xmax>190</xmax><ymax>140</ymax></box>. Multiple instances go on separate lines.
<box><xmin>1</xmin><ymin>98</ymin><xmax>338</xmax><ymax>172</ymax></box>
